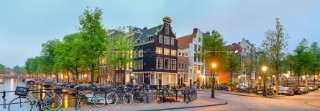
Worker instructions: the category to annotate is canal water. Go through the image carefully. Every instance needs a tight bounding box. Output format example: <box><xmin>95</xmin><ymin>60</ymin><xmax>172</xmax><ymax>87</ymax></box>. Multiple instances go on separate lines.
<box><xmin>0</xmin><ymin>78</ymin><xmax>78</xmax><ymax>111</ymax></box>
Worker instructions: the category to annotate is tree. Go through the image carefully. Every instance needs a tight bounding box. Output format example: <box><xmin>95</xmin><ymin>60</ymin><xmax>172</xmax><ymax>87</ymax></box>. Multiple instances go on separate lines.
<box><xmin>310</xmin><ymin>42</ymin><xmax>320</xmax><ymax>85</ymax></box>
<box><xmin>55</xmin><ymin>33</ymin><xmax>84</xmax><ymax>84</ymax></box>
<box><xmin>29</xmin><ymin>56</ymin><xmax>42</xmax><ymax>77</ymax></box>
<box><xmin>261</xmin><ymin>18</ymin><xmax>288</xmax><ymax>95</ymax></box>
<box><xmin>25</xmin><ymin>58</ymin><xmax>33</xmax><ymax>74</ymax></box>
<box><xmin>202</xmin><ymin>30</ymin><xmax>226</xmax><ymax>98</ymax></box>
<box><xmin>13</xmin><ymin>65</ymin><xmax>26</xmax><ymax>75</ymax></box>
<box><xmin>104</xmin><ymin>29</ymin><xmax>134</xmax><ymax>84</ymax></box>
<box><xmin>225</xmin><ymin>49</ymin><xmax>242</xmax><ymax>84</ymax></box>
<box><xmin>291</xmin><ymin>39</ymin><xmax>313</xmax><ymax>87</ymax></box>
<box><xmin>0</xmin><ymin>64</ymin><xmax>5</xmax><ymax>74</ymax></box>
<box><xmin>79</xmin><ymin>8</ymin><xmax>106</xmax><ymax>85</ymax></box>
<box><xmin>41</xmin><ymin>39</ymin><xmax>60</xmax><ymax>78</ymax></box>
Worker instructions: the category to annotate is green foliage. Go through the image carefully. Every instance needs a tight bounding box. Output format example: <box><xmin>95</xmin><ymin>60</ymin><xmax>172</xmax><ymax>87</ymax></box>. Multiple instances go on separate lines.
<box><xmin>261</xmin><ymin>18</ymin><xmax>288</xmax><ymax>95</ymax></box>
<box><xmin>79</xmin><ymin>8</ymin><xmax>106</xmax><ymax>85</ymax></box>
<box><xmin>0</xmin><ymin>64</ymin><xmax>5</xmax><ymax>74</ymax></box>
<box><xmin>225</xmin><ymin>49</ymin><xmax>242</xmax><ymax>84</ymax></box>
<box><xmin>105</xmin><ymin>29</ymin><xmax>134</xmax><ymax>71</ymax></box>
<box><xmin>13</xmin><ymin>65</ymin><xmax>26</xmax><ymax>75</ymax></box>
<box><xmin>202</xmin><ymin>30</ymin><xmax>226</xmax><ymax>71</ymax></box>
<box><xmin>40</xmin><ymin>39</ymin><xmax>60</xmax><ymax>75</ymax></box>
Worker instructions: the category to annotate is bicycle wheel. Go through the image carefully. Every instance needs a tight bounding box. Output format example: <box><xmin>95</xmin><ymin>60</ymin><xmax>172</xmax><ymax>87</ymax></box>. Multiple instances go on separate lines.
<box><xmin>122</xmin><ymin>92</ymin><xmax>133</xmax><ymax>104</ymax></box>
<box><xmin>106</xmin><ymin>92</ymin><xmax>118</xmax><ymax>105</ymax></box>
<box><xmin>44</xmin><ymin>93</ymin><xmax>63</xmax><ymax>110</ymax></box>
<box><xmin>75</xmin><ymin>96</ymin><xmax>82</xmax><ymax>110</ymax></box>
<box><xmin>143</xmin><ymin>93</ymin><xmax>149</xmax><ymax>103</ymax></box>
<box><xmin>92</xmin><ymin>94</ymin><xmax>106</xmax><ymax>107</ymax></box>
<box><xmin>9</xmin><ymin>97</ymin><xmax>33</xmax><ymax>111</ymax></box>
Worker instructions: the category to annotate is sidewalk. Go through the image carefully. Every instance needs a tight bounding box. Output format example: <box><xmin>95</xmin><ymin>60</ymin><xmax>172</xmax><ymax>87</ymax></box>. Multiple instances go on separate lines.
<box><xmin>61</xmin><ymin>92</ymin><xmax>227</xmax><ymax>111</ymax></box>
<box><xmin>306</xmin><ymin>99</ymin><xmax>320</xmax><ymax>108</ymax></box>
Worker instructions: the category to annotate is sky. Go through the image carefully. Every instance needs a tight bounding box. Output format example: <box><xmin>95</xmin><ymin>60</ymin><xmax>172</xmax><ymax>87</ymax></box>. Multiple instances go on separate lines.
<box><xmin>0</xmin><ymin>0</ymin><xmax>319</xmax><ymax>68</ymax></box>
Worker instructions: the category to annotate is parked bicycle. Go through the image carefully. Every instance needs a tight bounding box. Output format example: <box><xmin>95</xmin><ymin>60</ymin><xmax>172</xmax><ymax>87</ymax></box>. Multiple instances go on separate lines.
<box><xmin>131</xmin><ymin>85</ymin><xmax>150</xmax><ymax>103</ymax></box>
<box><xmin>154</xmin><ymin>86</ymin><xmax>174</xmax><ymax>104</ymax></box>
<box><xmin>184</xmin><ymin>86</ymin><xmax>197</xmax><ymax>104</ymax></box>
<box><xmin>75</xmin><ymin>86</ymin><xmax>106</xmax><ymax>110</ymax></box>
<box><xmin>8</xmin><ymin>86</ymin><xmax>63</xmax><ymax>111</ymax></box>
<box><xmin>105</xmin><ymin>86</ymin><xmax>133</xmax><ymax>105</ymax></box>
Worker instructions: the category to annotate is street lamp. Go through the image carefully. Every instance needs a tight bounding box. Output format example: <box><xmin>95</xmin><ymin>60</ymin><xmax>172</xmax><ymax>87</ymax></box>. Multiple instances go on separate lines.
<box><xmin>262</xmin><ymin>66</ymin><xmax>267</xmax><ymax>97</ymax></box>
<box><xmin>272</xmin><ymin>75</ymin><xmax>275</xmax><ymax>85</ymax></box>
<box><xmin>211</xmin><ymin>63</ymin><xmax>217</xmax><ymax>98</ymax></box>
<box><xmin>238</xmin><ymin>76</ymin><xmax>241</xmax><ymax>83</ymax></box>
<box><xmin>302</xmin><ymin>76</ymin><xmax>305</xmax><ymax>86</ymax></box>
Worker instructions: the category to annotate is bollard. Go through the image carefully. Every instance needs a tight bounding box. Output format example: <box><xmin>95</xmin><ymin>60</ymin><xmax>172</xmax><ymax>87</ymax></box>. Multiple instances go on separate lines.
<box><xmin>39</xmin><ymin>88</ymin><xmax>43</xmax><ymax>111</ymax></box>
<box><xmin>2</xmin><ymin>91</ymin><xmax>6</xmax><ymax>109</ymax></box>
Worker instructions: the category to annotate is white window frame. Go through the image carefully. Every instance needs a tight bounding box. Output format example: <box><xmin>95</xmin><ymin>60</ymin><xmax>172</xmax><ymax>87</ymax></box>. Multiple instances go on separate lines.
<box><xmin>171</xmin><ymin>38</ymin><xmax>175</xmax><ymax>45</ymax></box>
<box><xmin>159</xmin><ymin>35</ymin><xmax>163</xmax><ymax>43</ymax></box>
<box><xmin>164</xmin><ymin>36</ymin><xmax>170</xmax><ymax>45</ymax></box>
<box><xmin>164</xmin><ymin>58</ymin><xmax>170</xmax><ymax>70</ymax></box>
<box><xmin>164</xmin><ymin>48</ymin><xmax>170</xmax><ymax>55</ymax></box>
<box><xmin>171</xmin><ymin>49</ymin><xmax>176</xmax><ymax>56</ymax></box>
<box><xmin>171</xmin><ymin>59</ymin><xmax>176</xmax><ymax>70</ymax></box>
<box><xmin>156</xmin><ymin>57</ymin><xmax>163</xmax><ymax>69</ymax></box>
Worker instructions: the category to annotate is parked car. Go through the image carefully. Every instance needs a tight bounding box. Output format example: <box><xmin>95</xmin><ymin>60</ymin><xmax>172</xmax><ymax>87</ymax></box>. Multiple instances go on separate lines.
<box><xmin>299</xmin><ymin>87</ymin><xmax>308</xmax><ymax>93</ymax></box>
<box><xmin>68</xmin><ymin>83</ymin><xmax>76</xmax><ymax>88</ymax></box>
<box><xmin>308</xmin><ymin>85</ymin><xmax>318</xmax><ymax>91</ymax></box>
<box><xmin>218</xmin><ymin>84</ymin><xmax>228</xmax><ymax>90</ymax></box>
<box><xmin>288</xmin><ymin>86</ymin><xmax>301</xmax><ymax>95</ymax></box>
<box><xmin>278</xmin><ymin>87</ymin><xmax>294</xmax><ymax>96</ymax></box>
<box><xmin>236</xmin><ymin>83</ymin><xmax>249</xmax><ymax>92</ymax></box>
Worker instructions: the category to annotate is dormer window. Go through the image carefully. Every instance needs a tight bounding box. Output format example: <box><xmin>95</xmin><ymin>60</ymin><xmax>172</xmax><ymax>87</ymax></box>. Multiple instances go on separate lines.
<box><xmin>136</xmin><ymin>39</ymin><xmax>141</xmax><ymax>44</ymax></box>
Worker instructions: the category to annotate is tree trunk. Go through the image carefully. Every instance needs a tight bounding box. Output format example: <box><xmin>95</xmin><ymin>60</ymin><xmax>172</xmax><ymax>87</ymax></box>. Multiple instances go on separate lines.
<box><xmin>56</xmin><ymin>74</ymin><xmax>59</xmax><ymax>82</ymax></box>
<box><xmin>275</xmin><ymin>65</ymin><xmax>279</xmax><ymax>95</ymax></box>
<box><xmin>314</xmin><ymin>73</ymin><xmax>316</xmax><ymax>85</ymax></box>
<box><xmin>76</xmin><ymin>69</ymin><xmax>79</xmax><ymax>85</ymax></box>
<box><xmin>297</xmin><ymin>73</ymin><xmax>300</xmax><ymax>87</ymax></box>
<box><xmin>91</xmin><ymin>64</ymin><xmax>95</xmax><ymax>85</ymax></box>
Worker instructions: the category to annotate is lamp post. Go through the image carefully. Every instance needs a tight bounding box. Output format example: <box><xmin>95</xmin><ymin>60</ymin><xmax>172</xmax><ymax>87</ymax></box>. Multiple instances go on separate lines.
<box><xmin>272</xmin><ymin>75</ymin><xmax>275</xmax><ymax>85</ymax></box>
<box><xmin>197</xmin><ymin>70</ymin><xmax>201</xmax><ymax>89</ymax></box>
<box><xmin>258</xmin><ymin>76</ymin><xmax>261</xmax><ymax>85</ymax></box>
<box><xmin>262</xmin><ymin>66</ymin><xmax>267</xmax><ymax>97</ymax></box>
<box><xmin>302</xmin><ymin>76</ymin><xmax>305</xmax><ymax>86</ymax></box>
<box><xmin>211</xmin><ymin>63</ymin><xmax>216</xmax><ymax>98</ymax></box>
<box><xmin>238</xmin><ymin>76</ymin><xmax>241</xmax><ymax>83</ymax></box>
<box><xmin>285</xmin><ymin>74</ymin><xmax>290</xmax><ymax>87</ymax></box>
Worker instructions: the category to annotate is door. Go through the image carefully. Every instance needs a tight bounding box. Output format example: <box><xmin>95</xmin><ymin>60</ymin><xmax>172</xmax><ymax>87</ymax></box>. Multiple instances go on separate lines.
<box><xmin>144</xmin><ymin>73</ymin><xmax>150</xmax><ymax>85</ymax></box>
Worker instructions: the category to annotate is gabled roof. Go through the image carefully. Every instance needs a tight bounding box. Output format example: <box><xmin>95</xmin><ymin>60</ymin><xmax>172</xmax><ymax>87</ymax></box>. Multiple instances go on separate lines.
<box><xmin>225</xmin><ymin>43</ymin><xmax>242</xmax><ymax>53</ymax></box>
<box><xmin>136</xmin><ymin>25</ymin><xmax>162</xmax><ymax>43</ymax></box>
<box><xmin>177</xmin><ymin>34</ymin><xmax>196</xmax><ymax>49</ymax></box>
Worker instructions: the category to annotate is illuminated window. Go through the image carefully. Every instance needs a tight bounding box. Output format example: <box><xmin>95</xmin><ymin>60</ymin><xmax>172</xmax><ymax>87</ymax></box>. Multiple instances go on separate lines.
<box><xmin>171</xmin><ymin>49</ymin><xmax>176</xmax><ymax>56</ymax></box>
<box><xmin>164</xmin><ymin>48</ymin><xmax>170</xmax><ymax>55</ymax></box>
<box><xmin>156</xmin><ymin>47</ymin><xmax>163</xmax><ymax>54</ymax></box>
<box><xmin>139</xmin><ymin>49</ymin><xmax>143</xmax><ymax>57</ymax></box>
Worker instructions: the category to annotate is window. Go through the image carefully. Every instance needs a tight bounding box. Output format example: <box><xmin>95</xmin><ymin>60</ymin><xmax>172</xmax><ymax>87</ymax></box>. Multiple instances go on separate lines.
<box><xmin>179</xmin><ymin>52</ymin><xmax>181</xmax><ymax>56</ymax></box>
<box><xmin>198</xmin><ymin>45</ymin><xmax>201</xmax><ymax>51</ymax></box>
<box><xmin>159</xmin><ymin>35</ymin><xmax>163</xmax><ymax>43</ymax></box>
<box><xmin>182</xmin><ymin>64</ymin><xmax>184</xmax><ymax>70</ymax></box>
<box><xmin>156</xmin><ymin>57</ymin><xmax>163</xmax><ymax>69</ymax></box>
<box><xmin>178</xmin><ymin>63</ymin><xmax>181</xmax><ymax>70</ymax></box>
<box><xmin>138</xmin><ymin>60</ymin><xmax>143</xmax><ymax>69</ymax></box>
<box><xmin>149</xmin><ymin>36</ymin><xmax>154</xmax><ymax>41</ymax></box>
<box><xmin>193</xmin><ymin>65</ymin><xmax>197</xmax><ymax>74</ymax></box>
<box><xmin>185</xmin><ymin>64</ymin><xmax>188</xmax><ymax>70</ymax></box>
<box><xmin>164</xmin><ymin>58</ymin><xmax>170</xmax><ymax>70</ymax></box>
<box><xmin>170</xmin><ymin>74</ymin><xmax>176</xmax><ymax>84</ymax></box>
<box><xmin>198</xmin><ymin>37</ymin><xmax>201</xmax><ymax>42</ymax></box>
<box><xmin>139</xmin><ymin>49</ymin><xmax>143</xmax><ymax>57</ymax></box>
<box><xmin>171</xmin><ymin>59</ymin><xmax>176</xmax><ymax>70</ymax></box>
<box><xmin>165</xmin><ymin>27</ymin><xmax>169</xmax><ymax>35</ymax></box>
<box><xmin>182</xmin><ymin>53</ymin><xmax>185</xmax><ymax>57</ymax></box>
<box><xmin>151</xmin><ymin>73</ymin><xmax>155</xmax><ymax>85</ymax></box>
<box><xmin>194</xmin><ymin>44</ymin><xmax>197</xmax><ymax>52</ymax></box>
<box><xmin>156</xmin><ymin>47</ymin><xmax>163</xmax><ymax>54</ymax></box>
<box><xmin>134</xmin><ymin>60</ymin><xmax>138</xmax><ymax>70</ymax></box>
<box><xmin>171</xmin><ymin>38</ymin><xmax>175</xmax><ymax>45</ymax></box>
<box><xmin>194</xmin><ymin>53</ymin><xmax>197</xmax><ymax>62</ymax></box>
<box><xmin>162</xmin><ymin>74</ymin><xmax>169</xmax><ymax>85</ymax></box>
<box><xmin>185</xmin><ymin>53</ymin><xmax>188</xmax><ymax>57</ymax></box>
<box><xmin>171</xmin><ymin>49</ymin><xmax>176</xmax><ymax>56</ymax></box>
<box><xmin>164</xmin><ymin>48</ymin><xmax>170</xmax><ymax>55</ymax></box>
<box><xmin>184</xmin><ymin>74</ymin><xmax>188</xmax><ymax>82</ymax></box>
<box><xmin>164</xmin><ymin>37</ymin><xmax>170</xmax><ymax>44</ymax></box>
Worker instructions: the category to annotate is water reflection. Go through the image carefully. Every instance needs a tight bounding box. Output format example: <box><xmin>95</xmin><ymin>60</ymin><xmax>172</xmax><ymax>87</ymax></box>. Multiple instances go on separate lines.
<box><xmin>0</xmin><ymin>78</ymin><xmax>80</xmax><ymax>111</ymax></box>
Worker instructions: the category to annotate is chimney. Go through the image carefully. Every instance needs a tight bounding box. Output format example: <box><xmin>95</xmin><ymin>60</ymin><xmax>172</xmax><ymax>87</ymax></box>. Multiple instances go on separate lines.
<box><xmin>193</xmin><ymin>28</ymin><xmax>198</xmax><ymax>34</ymax></box>
<box><xmin>143</xmin><ymin>26</ymin><xmax>147</xmax><ymax>32</ymax></box>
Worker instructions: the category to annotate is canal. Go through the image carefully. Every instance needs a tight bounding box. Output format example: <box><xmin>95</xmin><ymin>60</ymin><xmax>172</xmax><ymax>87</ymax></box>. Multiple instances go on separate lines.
<box><xmin>0</xmin><ymin>78</ymin><xmax>79</xmax><ymax>111</ymax></box>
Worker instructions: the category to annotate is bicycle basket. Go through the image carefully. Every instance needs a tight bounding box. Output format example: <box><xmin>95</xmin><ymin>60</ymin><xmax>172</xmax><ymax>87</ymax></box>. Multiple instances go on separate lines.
<box><xmin>15</xmin><ymin>86</ymin><xmax>29</xmax><ymax>96</ymax></box>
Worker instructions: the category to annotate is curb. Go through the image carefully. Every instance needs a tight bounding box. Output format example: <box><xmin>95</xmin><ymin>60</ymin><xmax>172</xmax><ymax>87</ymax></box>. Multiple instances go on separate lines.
<box><xmin>139</xmin><ymin>101</ymin><xmax>228</xmax><ymax>111</ymax></box>
<box><xmin>216</xmin><ymin>90</ymin><xmax>285</xmax><ymax>98</ymax></box>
